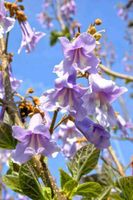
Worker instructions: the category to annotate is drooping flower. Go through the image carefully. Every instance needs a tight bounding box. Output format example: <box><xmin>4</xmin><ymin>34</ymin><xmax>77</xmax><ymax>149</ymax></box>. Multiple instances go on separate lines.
<box><xmin>37</xmin><ymin>12</ymin><xmax>53</xmax><ymax>28</ymax></box>
<box><xmin>117</xmin><ymin>7</ymin><xmax>128</xmax><ymax>20</ymax></box>
<box><xmin>41</xmin><ymin>72</ymin><xmax>87</xmax><ymax>120</ymax></box>
<box><xmin>12</xmin><ymin>113</ymin><xmax>59</xmax><ymax>163</ymax></box>
<box><xmin>83</xmin><ymin>74</ymin><xmax>127</xmax><ymax>127</ymax></box>
<box><xmin>59</xmin><ymin>32</ymin><xmax>99</xmax><ymax>74</ymax></box>
<box><xmin>115</xmin><ymin>113</ymin><xmax>133</xmax><ymax>136</ymax></box>
<box><xmin>75</xmin><ymin>117</ymin><xmax>110</xmax><ymax>149</ymax></box>
<box><xmin>57</xmin><ymin>120</ymin><xmax>86</xmax><ymax>157</ymax></box>
<box><xmin>57</xmin><ymin>120</ymin><xmax>81</xmax><ymax>142</ymax></box>
<box><xmin>0</xmin><ymin>0</ymin><xmax>15</xmax><ymax>38</ymax></box>
<box><xmin>60</xmin><ymin>0</ymin><xmax>76</xmax><ymax>21</ymax></box>
<box><xmin>18</xmin><ymin>21</ymin><xmax>45</xmax><ymax>53</ymax></box>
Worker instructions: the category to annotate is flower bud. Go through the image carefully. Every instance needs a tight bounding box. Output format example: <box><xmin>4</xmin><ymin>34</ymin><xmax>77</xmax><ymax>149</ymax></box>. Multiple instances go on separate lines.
<box><xmin>88</xmin><ymin>26</ymin><xmax>96</xmax><ymax>35</ymax></box>
<box><xmin>27</xmin><ymin>88</ymin><xmax>34</xmax><ymax>94</ymax></box>
<box><xmin>11</xmin><ymin>3</ymin><xmax>18</xmax><ymax>11</ymax></box>
<box><xmin>95</xmin><ymin>18</ymin><xmax>102</xmax><ymax>25</ymax></box>
<box><xmin>94</xmin><ymin>33</ymin><xmax>102</xmax><ymax>40</ymax></box>
<box><xmin>4</xmin><ymin>2</ymin><xmax>12</xmax><ymax>9</ymax></box>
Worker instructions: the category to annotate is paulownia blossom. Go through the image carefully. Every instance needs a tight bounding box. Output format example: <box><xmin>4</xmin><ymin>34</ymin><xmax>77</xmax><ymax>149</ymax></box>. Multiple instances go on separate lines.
<box><xmin>57</xmin><ymin>120</ymin><xmax>86</xmax><ymax>157</ymax></box>
<box><xmin>0</xmin><ymin>0</ymin><xmax>15</xmax><ymax>38</ymax></box>
<box><xmin>42</xmin><ymin>72</ymin><xmax>87</xmax><ymax>120</ymax></box>
<box><xmin>59</xmin><ymin>32</ymin><xmax>99</xmax><ymax>74</ymax></box>
<box><xmin>60</xmin><ymin>0</ymin><xmax>76</xmax><ymax>20</ymax></box>
<box><xmin>12</xmin><ymin>113</ymin><xmax>59</xmax><ymax>163</ymax></box>
<box><xmin>83</xmin><ymin>74</ymin><xmax>127</xmax><ymax>127</ymax></box>
<box><xmin>75</xmin><ymin>117</ymin><xmax>110</xmax><ymax>149</ymax></box>
<box><xmin>18</xmin><ymin>21</ymin><xmax>45</xmax><ymax>53</ymax></box>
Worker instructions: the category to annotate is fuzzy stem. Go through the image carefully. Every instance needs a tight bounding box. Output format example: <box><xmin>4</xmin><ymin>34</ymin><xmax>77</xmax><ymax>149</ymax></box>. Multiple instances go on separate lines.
<box><xmin>108</xmin><ymin>146</ymin><xmax>125</xmax><ymax>177</ymax></box>
<box><xmin>32</xmin><ymin>156</ymin><xmax>67</xmax><ymax>200</ymax></box>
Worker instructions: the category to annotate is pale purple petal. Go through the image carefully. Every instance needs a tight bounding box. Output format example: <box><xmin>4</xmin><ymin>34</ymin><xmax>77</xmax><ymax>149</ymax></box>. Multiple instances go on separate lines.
<box><xmin>12</xmin><ymin>126</ymin><xmax>31</xmax><ymax>142</ymax></box>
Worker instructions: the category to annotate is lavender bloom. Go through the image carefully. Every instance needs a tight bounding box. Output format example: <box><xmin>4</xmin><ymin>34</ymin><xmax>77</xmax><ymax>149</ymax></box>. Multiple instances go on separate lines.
<box><xmin>18</xmin><ymin>21</ymin><xmax>45</xmax><ymax>53</ymax></box>
<box><xmin>83</xmin><ymin>74</ymin><xmax>127</xmax><ymax>127</ymax></box>
<box><xmin>0</xmin><ymin>0</ymin><xmax>15</xmax><ymax>38</ymax></box>
<box><xmin>62</xmin><ymin>137</ymin><xmax>85</xmax><ymax>158</ymax></box>
<box><xmin>12</xmin><ymin>113</ymin><xmax>59</xmax><ymax>163</ymax></box>
<box><xmin>75</xmin><ymin>117</ymin><xmax>110</xmax><ymax>149</ymax></box>
<box><xmin>37</xmin><ymin>12</ymin><xmax>53</xmax><ymax>28</ymax></box>
<box><xmin>115</xmin><ymin>113</ymin><xmax>133</xmax><ymax>136</ymax></box>
<box><xmin>57</xmin><ymin>120</ymin><xmax>81</xmax><ymax>143</ymax></box>
<box><xmin>42</xmin><ymin>72</ymin><xmax>87</xmax><ymax>120</ymax></box>
<box><xmin>43</xmin><ymin>0</ymin><xmax>52</xmax><ymax>8</ymax></box>
<box><xmin>117</xmin><ymin>7</ymin><xmax>128</xmax><ymax>20</ymax></box>
<box><xmin>59</xmin><ymin>32</ymin><xmax>99</xmax><ymax>74</ymax></box>
<box><xmin>57</xmin><ymin>120</ymin><xmax>86</xmax><ymax>157</ymax></box>
<box><xmin>61</xmin><ymin>0</ymin><xmax>76</xmax><ymax>20</ymax></box>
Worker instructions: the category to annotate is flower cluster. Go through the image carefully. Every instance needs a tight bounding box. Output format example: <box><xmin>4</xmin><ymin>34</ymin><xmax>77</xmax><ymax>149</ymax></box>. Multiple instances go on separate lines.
<box><xmin>37</xmin><ymin>0</ymin><xmax>76</xmax><ymax>29</ymax></box>
<box><xmin>41</xmin><ymin>32</ymin><xmax>127</xmax><ymax>152</ymax></box>
<box><xmin>60</xmin><ymin>0</ymin><xmax>76</xmax><ymax>22</ymax></box>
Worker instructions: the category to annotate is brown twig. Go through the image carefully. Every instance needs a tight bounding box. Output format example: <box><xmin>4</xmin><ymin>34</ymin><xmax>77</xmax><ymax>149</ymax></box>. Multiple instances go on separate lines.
<box><xmin>108</xmin><ymin>146</ymin><xmax>125</xmax><ymax>177</ymax></box>
<box><xmin>100</xmin><ymin>64</ymin><xmax>133</xmax><ymax>82</ymax></box>
<box><xmin>49</xmin><ymin>109</ymin><xmax>59</xmax><ymax>134</ymax></box>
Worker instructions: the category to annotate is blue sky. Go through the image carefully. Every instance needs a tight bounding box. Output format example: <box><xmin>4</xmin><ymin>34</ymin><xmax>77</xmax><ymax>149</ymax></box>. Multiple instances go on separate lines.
<box><xmin>7</xmin><ymin>0</ymin><xmax>133</xmax><ymax>182</ymax></box>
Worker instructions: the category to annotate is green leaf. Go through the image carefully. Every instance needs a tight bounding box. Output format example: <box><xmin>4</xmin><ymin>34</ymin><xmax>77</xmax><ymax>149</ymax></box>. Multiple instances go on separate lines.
<box><xmin>68</xmin><ymin>144</ymin><xmax>100</xmax><ymax>181</ymax></box>
<box><xmin>82</xmin><ymin>173</ymin><xmax>112</xmax><ymax>187</ymax></box>
<box><xmin>116</xmin><ymin>176</ymin><xmax>133</xmax><ymax>200</ymax></box>
<box><xmin>97</xmin><ymin>186</ymin><xmax>112</xmax><ymax>200</ymax></box>
<box><xmin>74</xmin><ymin>182</ymin><xmax>102</xmax><ymax>198</ymax></box>
<box><xmin>42</xmin><ymin>187</ymin><xmax>52</xmax><ymax>200</ymax></box>
<box><xmin>59</xmin><ymin>169</ymin><xmax>73</xmax><ymax>189</ymax></box>
<box><xmin>0</xmin><ymin>121</ymin><xmax>17</xmax><ymax>149</ymax></box>
<box><xmin>50</xmin><ymin>31</ymin><xmax>62</xmax><ymax>46</ymax></box>
<box><xmin>110</xmin><ymin>193</ymin><xmax>125</xmax><ymax>200</ymax></box>
<box><xmin>19</xmin><ymin>163</ymin><xmax>45</xmax><ymax>200</ymax></box>
<box><xmin>2</xmin><ymin>174</ymin><xmax>23</xmax><ymax>194</ymax></box>
<box><xmin>63</xmin><ymin>179</ymin><xmax>78</xmax><ymax>198</ymax></box>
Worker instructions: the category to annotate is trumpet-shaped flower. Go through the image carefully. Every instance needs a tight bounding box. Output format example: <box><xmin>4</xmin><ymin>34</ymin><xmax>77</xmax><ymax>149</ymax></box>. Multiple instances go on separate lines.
<box><xmin>59</xmin><ymin>32</ymin><xmax>99</xmax><ymax>74</ymax></box>
<box><xmin>12</xmin><ymin>113</ymin><xmax>59</xmax><ymax>163</ymax></box>
<box><xmin>42</xmin><ymin>72</ymin><xmax>87</xmax><ymax>120</ymax></box>
<box><xmin>57</xmin><ymin>120</ymin><xmax>86</xmax><ymax>157</ymax></box>
<box><xmin>0</xmin><ymin>0</ymin><xmax>15</xmax><ymax>38</ymax></box>
<box><xmin>75</xmin><ymin>117</ymin><xmax>110</xmax><ymax>149</ymax></box>
<box><xmin>83</xmin><ymin>74</ymin><xmax>127</xmax><ymax>127</ymax></box>
<box><xmin>18</xmin><ymin>21</ymin><xmax>45</xmax><ymax>53</ymax></box>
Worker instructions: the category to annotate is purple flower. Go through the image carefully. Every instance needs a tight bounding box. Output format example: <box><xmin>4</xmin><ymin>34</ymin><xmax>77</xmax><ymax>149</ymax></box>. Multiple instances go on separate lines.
<box><xmin>75</xmin><ymin>117</ymin><xmax>110</xmax><ymax>149</ymax></box>
<box><xmin>37</xmin><ymin>12</ymin><xmax>53</xmax><ymax>28</ymax></box>
<box><xmin>43</xmin><ymin>0</ymin><xmax>52</xmax><ymax>8</ymax></box>
<box><xmin>117</xmin><ymin>7</ymin><xmax>128</xmax><ymax>20</ymax></box>
<box><xmin>12</xmin><ymin>113</ymin><xmax>59</xmax><ymax>163</ymax></box>
<box><xmin>115</xmin><ymin>113</ymin><xmax>133</xmax><ymax>136</ymax></box>
<box><xmin>57</xmin><ymin>120</ymin><xmax>81</xmax><ymax>142</ymax></box>
<box><xmin>83</xmin><ymin>74</ymin><xmax>127</xmax><ymax>127</ymax></box>
<box><xmin>0</xmin><ymin>0</ymin><xmax>15</xmax><ymax>38</ymax></box>
<box><xmin>59</xmin><ymin>32</ymin><xmax>99</xmax><ymax>74</ymax></box>
<box><xmin>57</xmin><ymin>120</ymin><xmax>86</xmax><ymax>157</ymax></box>
<box><xmin>41</xmin><ymin>72</ymin><xmax>87</xmax><ymax>120</ymax></box>
<box><xmin>61</xmin><ymin>0</ymin><xmax>76</xmax><ymax>20</ymax></box>
<box><xmin>18</xmin><ymin>21</ymin><xmax>45</xmax><ymax>53</ymax></box>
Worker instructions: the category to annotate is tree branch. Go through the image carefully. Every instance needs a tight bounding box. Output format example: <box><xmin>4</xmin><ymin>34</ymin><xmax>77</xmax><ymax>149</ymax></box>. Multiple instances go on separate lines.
<box><xmin>100</xmin><ymin>64</ymin><xmax>133</xmax><ymax>82</ymax></box>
